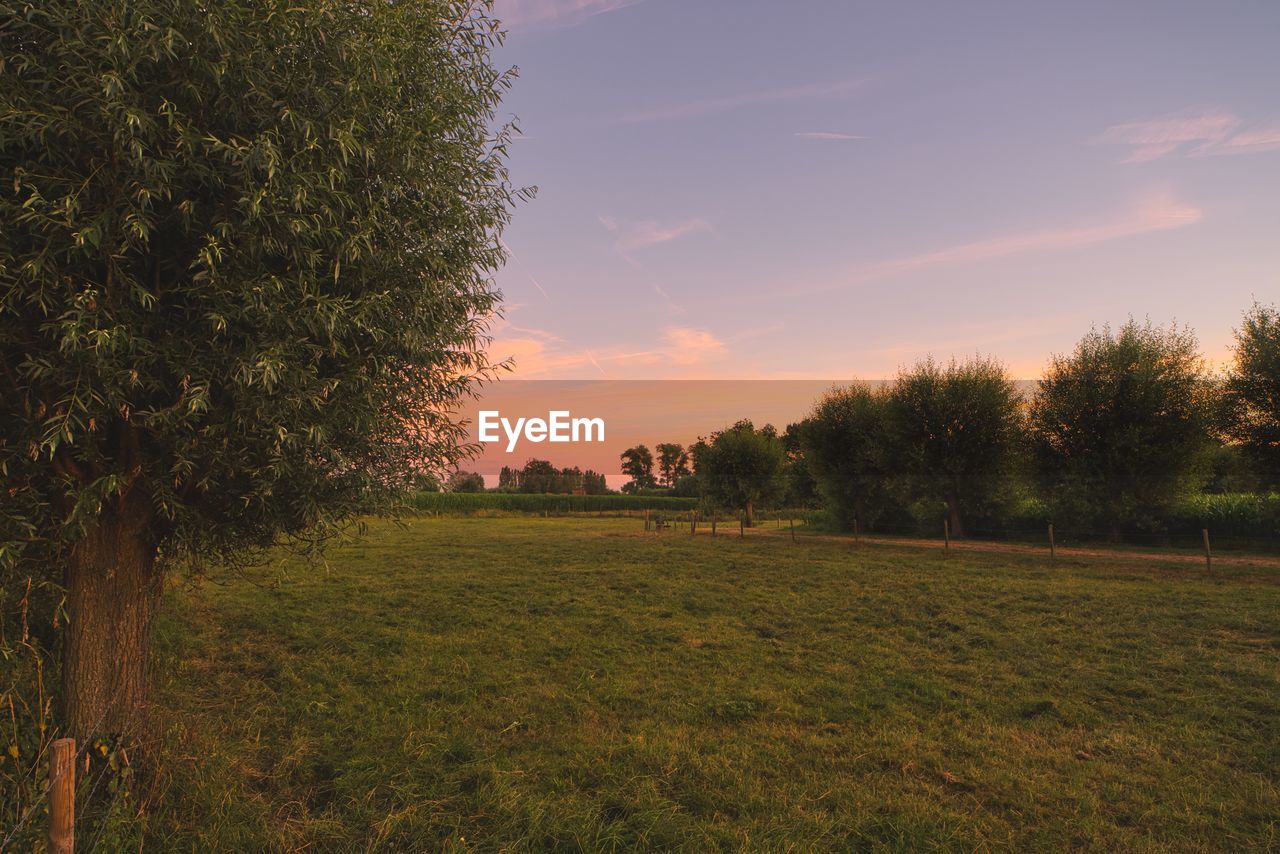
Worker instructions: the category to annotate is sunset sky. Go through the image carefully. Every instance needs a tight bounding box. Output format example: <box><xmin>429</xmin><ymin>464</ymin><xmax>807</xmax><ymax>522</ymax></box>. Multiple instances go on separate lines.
<box><xmin>484</xmin><ymin>0</ymin><xmax>1279</xmax><ymax>381</ymax></box>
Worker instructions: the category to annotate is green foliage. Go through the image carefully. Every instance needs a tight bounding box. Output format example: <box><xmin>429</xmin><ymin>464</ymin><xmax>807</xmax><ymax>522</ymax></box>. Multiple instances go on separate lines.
<box><xmin>886</xmin><ymin>357</ymin><xmax>1023</xmax><ymax>535</ymax></box>
<box><xmin>1224</xmin><ymin>302</ymin><xmax>1280</xmax><ymax>488</ymax></box>
<box><xmin>619</xmin><ymin>445</ymin><xmax>656</xmax><ymax>494</ymax></box>
<box><xmin>497</xmin><ymin>460</ymin><xmax>608</xmax><ymax>494</ymax></box>
<box><xmin>0</xmin><ymin>0</ymin><xmax>520</xmax><ymax>571</ymax></box>
<box><xmin>445</xmin><ymin>471</ymin><xmax>486</xmax><ymax>493</ymax></box>
<box><xmin>408</xmin><ymin>491</ymin><xmax>695</xmax><ymax>514</ymax></box>
<box><xmin>801</xmin><ymin>383</ymin><xmax>896</xmax><ymax>530</ymax></box>
<box><xmin>698</xmin><ymin>420</ymin><xmax>787</xmax><ymax>521</ymax></box>
<box><xmin>1029</xmin><ymin>320</ymin><xmax>1211</xmax><ymax>535</ymax></box>
<box><xmin>654</xmin><ymin>443</ymin><xmax>690</xmax><ymax>488</ymax></box>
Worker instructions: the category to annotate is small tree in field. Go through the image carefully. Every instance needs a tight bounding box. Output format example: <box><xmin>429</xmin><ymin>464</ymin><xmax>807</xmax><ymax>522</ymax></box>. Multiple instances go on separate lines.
<box><xmin>887</xmin><ymin>357</ymin><xmax>1023</xmax><ymax>537</ymax></box>
<box><xmin>0</xmin><ymin>0</ymin><xmax>519</xmax><ymax>743</ymax></box>
<box><xmin>801</xmin><ymin>383</ymin><xmax>894</xmax><ymax>530</ymax></box>
<box><xmin>699</xmin><ymin>421</ymin><xmax>786</xmax><ymax>525</ymax></box>
<box><xmin>620</xmin><ymin>445</ymin><xmax>657</xmax><ymax>493</ymax></box>
<box><xmin>1224</xmin><ymin>302</ymin><xmax>1280</xmax><ymax>488</ymax></box>
<box><xmin>1029</xmin><ymin>320</ymin><xmax>1210</xmax><ymax>535</ymax></box>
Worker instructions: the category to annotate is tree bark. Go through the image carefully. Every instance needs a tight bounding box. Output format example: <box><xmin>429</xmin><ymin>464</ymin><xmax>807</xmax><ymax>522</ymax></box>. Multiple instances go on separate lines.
<box><xmin>61</xmin><ymin>491</ymin><xmax>161</xmax><ymax>745</ymax></box>
<box><xmin>946</xmin><ymin>495</ymin><xmax>964</xmax><ymax>538</ymax></box>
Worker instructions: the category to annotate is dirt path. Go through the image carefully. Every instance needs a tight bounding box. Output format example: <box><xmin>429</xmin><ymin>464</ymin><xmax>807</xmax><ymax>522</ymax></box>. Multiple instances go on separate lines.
<box><xmin>705</xmin><ymin>525</ymin><xmax>1280</xmax><ymax>571</ymax></box>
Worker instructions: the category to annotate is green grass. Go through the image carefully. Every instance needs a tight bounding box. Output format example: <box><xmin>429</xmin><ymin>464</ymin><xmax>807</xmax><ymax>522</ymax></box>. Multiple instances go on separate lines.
<box><xmin>136</xmin><ymin>517</ymin><xmax>1278</xmax><ymax>850</ymax></box>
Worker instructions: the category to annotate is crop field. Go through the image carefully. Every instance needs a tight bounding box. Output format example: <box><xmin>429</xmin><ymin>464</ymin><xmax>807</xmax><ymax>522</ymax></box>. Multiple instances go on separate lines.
<box><xmin>129</xmin><ymin>517</ymin><xmax>1278</xmax><ymax>850</ymax></box>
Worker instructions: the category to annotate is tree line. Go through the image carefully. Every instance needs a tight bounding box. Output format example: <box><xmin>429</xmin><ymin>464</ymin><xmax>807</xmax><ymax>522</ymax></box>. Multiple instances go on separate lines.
<box><xmin>620</xmin><ymin>308</ymin><xmax>1280</xmax><ymax>537</ymax></box>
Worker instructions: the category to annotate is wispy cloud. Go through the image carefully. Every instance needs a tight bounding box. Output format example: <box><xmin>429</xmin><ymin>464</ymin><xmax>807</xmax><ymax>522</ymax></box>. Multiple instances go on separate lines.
<box><xmin>794</xmin><ymin>131</ymin><xmax>867</xmax><ymax>141</ymax></box>
<box><xmin>486</xmin><ymin>323</ymin><xmax>727</xmax><ymax>378</ymax></box>
<box><xmin>599</xmin><ymin>215</ymin><xmax>711</xmax><ymax>261</ymax></box>
<box><xmin>653</xmin><ymin>283</ymin><xmax>686</xmax><ymax>315</ymax></box>
<box><xmin>754</xmin><ymin>192</ymin><xmax>1203</xmax><ymax>303</ymax></box>
<box><xmin>493</xmin><ymin>0</ymin><xmax>641</xmax><ymax>29</ymax></box>
<box><xmin>617</xmin><ymin>78</ymin><xmax>866</xmax><ymax>124</ymax></box>
<box><xmin>1096</xmin><ymin>111</ymin><xmax>1280</xmax><ymax>162</ymax></box>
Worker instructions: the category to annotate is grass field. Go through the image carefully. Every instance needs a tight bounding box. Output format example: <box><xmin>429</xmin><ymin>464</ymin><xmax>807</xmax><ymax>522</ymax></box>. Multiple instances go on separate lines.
<box><xmin>131</xmin><ymin>517</ymin><xmax>1279</xmax><ymax>850</ymax></box>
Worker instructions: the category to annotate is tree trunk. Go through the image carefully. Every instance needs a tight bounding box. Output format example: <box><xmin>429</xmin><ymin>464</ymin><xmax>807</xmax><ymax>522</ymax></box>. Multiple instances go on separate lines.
<box><xmin>61</xmin><ymin>493</ymin><xmax>161</xmax><ymax>745</ymax></box>
<box><xmin>744</xmin><ymin>499</ymin><xmax>754</xmax><ymax>528</ymax></box>
<box><xmin>945</xmin><ymin>495</ymin><xmax>964</xmax><ymax>539</ymax></box>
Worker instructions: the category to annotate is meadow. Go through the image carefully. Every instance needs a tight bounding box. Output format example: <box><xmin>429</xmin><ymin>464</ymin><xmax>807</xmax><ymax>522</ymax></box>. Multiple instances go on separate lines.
<box><xmin>125</xmin><ymin>517</ymin><xmax>1278</xmax><ymax>850</ymax></box>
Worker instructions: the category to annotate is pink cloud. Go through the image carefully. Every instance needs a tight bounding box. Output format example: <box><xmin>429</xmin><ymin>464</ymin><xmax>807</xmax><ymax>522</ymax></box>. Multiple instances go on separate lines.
<box><xmin>493</xmin><ymin>0</ymin><xmax>641</xmax><ymax>29</ymax></box>
<box><xmin>618</xmin><ymin>78</ymin><xmax>866</xmax><ymax>124</ymax></box>
<box><xmin>486</xmin><ymin>323</ymin><xmax>727</xmax><ymax>378</ymax></box>
<box><xmin>860</xmin><ymin>192</ymin><xmax>1202</xmax><ymax>279</ymax></box>
<box><xmin>794</xmin><ymin>131</ymin><xmax>867</xmax><ymax>141</ymax></box>
<box><xmin>599</xmin><ymin>215</ymin><xmax>711</xmax><ymax>256</ymax></box>
<box><xmin>662</xmin><ymin>327</ymin><xmax>725</xmax><ymax>365</ymax></box>
<box><xmin>1097</xmin><ymin>111</ymin><xmax>1280</xmax><ymax>162</ymax></box>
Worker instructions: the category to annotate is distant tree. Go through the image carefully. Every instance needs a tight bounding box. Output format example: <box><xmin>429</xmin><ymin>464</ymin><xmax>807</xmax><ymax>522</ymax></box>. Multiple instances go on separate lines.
<box><xmin>655</xmin><ymin>443</ymin><xmax>691</xmax><ymax>487</ymax></box>
<box><xmin>887</xmin><ymin>357</ymin><xmax>1023</xmax><ymax>537</ymax></box>
<box><xmin>582</xmin><ymin>470</ymin><xmax>610</xmax><ymax>495</ymax></box>
<box><xmin>1030</xmin><ymin>320</ymin><xmax>1211</xmax><ymax>536</ymax></box>
<box><xmin>801</xmin><ymin>384</ymin><xmax>895</xmax><ymax>530</ymax></box>
<box><xmin>498</xmin><ymin>466</ymin><xmax>520</xmax><ymax>491</ymax></box>
<box><xmin>517</xmin><ymin>459</ymin><xmax>560</xmax><ymax>493</ymax></box>
<box><xmin>446</xmin><ymin>471</ymin><xmax>487</xmax><ymax>493</ymax></box>
<box><xmin>699</xmin><ymin>420</ymin><xmax>787</xmax><ymax>525</ymax></box>
<box><xmin>0</xmin><ymin>0</ymin><xmax>517</xmax><ymax>741</ymax></box>
<box><xmin>1223</xmin><ymin>302</ymin><xmax>1280</xmax><ymax>488</ymax></box>
<box><xmin>620</xmin><ymin>445</ymin><xmax>657</xmax><ymax>493</ymax></box>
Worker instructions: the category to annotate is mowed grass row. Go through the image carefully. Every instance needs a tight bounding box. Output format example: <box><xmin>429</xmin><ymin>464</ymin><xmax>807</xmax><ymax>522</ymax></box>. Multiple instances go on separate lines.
<box><xmin>145</xmin><ymin>518</ymin><xmax>1280</xmax><ymax>850</ymax></box>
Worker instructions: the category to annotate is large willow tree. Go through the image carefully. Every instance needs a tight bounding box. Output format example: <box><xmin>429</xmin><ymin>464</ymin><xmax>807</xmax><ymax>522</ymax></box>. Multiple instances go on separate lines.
<box><xmin>1</xmin><ymin>0</ymin><xmax>520</xmax><ymax>742</ymax></box>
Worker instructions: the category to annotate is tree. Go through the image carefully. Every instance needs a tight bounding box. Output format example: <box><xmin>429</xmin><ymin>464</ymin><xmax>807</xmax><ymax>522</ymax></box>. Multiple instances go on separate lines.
<box><xmin>698</xmin><ymin>421</ymin><xmax>786</xmax><ymax>525</ymax></box>
<box><xmin>446</xmin><ymin>471</ymin><xmax>487</xmax><ymax>493</ymax></box>
<box><xmin>1224</xmin><ymin>302</ymin><xmax>1280</xmax><ymax>488</ymax></box>
<box><xmin>620</xmin><ymin>445</ymin><xmax>657</xmax><ymax>493</ymax></box>
<box><xmin>801</xmin><ymin>384</ymin><xmax>895</xmax><ymax>530</ymax></box>
<box><xmin>886</xmin><ymin>357</ymin><xmax>1023</xmax><ymax>537</ymax></box>
<box><xmin>655</xmin><ymin>442</ymin><xmax>691</xmax><ymax>488</ymax></box>
<box><xmin>1029</xmin><ymin>320</ymin><xmax>1211</xmax><ymax>536</ymax></box>
<box><xmin>517</xmin><ymin>459</ymin><xmax>560</xmax><ymax>493</ymax></box>
<box><xmin>780</xmin><ymin>422</ymin><xmax>821</xmax><ymax>508</ymax></box>
<box><xmin>0</xmin><ymin>0</ymin><xmax>519</xmax><ymax>742</ymax></box>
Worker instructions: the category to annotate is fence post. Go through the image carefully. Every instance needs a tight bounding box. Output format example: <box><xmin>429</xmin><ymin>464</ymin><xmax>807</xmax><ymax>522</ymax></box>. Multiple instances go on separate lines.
<box><xmin>711</xmin><ymin>514</ymin><xmax>717</xmax><ymax>537</ymax></box>
<box><xmin>853</xmin><ymin>517</ymin><xmax>859</xmax><ymax>546</ymax></box>
<box><xmin>1049</xmin><ymin>523</ymin><xmax>1055</xmax><ymax>561</ymax></box>
<box><xmin>1202</xmin><ymin>528</ymin><xmax>1212</xmax><ymax>572</ymax></box>
<box><xmin>48</xmin><ymin>737</ymin><xmax>74</xmax><ymax>854</ymax></box>
<box><xmin>943</xmin><ymin>519</ymin><xmax>950</xmax><ymax>551</ymax></box>
<box><xmin>740</xmin><ymin>513</ymin><xmax>745</xmax><ymax>539</ymax></box>
<box><xmin>691</xmin><ymin>511</ymin><xmax>696</xmax><ymax>535</ymax></box>
<box><xmin>790</xmin><ymin>517</ymin><xmax>796</xmax><ymax>543</ymax></box>
<box><xmin>644</xmin><ymin>509</ymin><xmax>650</xmax><ymax>532</ymax></box>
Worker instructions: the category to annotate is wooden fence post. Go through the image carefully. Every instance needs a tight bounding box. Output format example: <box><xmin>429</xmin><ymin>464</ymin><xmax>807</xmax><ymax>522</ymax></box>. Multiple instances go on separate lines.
<box><xmin>691</xmin><ymin>511</ymin><xmax>696</xmax><ymax>535</ymax></box>
<box><xmin>711</xmin><ymin>514</ymin><xmax>717</xmax><ymax>537</ymax></box>
<box><xmin>789</xmin><ymin>517</ymin><xmax>796</xmax><ymax>543</ymax></box>
<box><xmin>853</xmin><ymin>517</ymin><xmax>859</xmax><ymax>546</ymax></box>
<box><xmin>1049</xmin><ymin>523</ymin><xmax>1055</xmax><ymax>561</ymax></box>
<box><xmin>1203</xmin><ymin>528</ymin><xmax>1212</xmax><ymax>572</ymax></box>
<box><xmin>48</xmin><ymin>737</ymin><xmax>74</xmax><ymax>854</ymax></box>
<box><xmin>943</xmin><ymin>519</ymin><xmax>950</xmax><ymax>551</ymax></box>
<box><xmin>740</xmin><ymin>513</ymin><xmax>745</xmax><ymax>539</ymax></box>
<box><xmin>644</xmin><ymin>509</ymin><xmax>650</xmax><ymax>532</ymax></box>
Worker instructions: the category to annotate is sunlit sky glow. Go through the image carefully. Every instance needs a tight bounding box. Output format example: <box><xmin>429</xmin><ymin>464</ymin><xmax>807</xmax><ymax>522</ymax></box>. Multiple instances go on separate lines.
<box><xmin>486</xmin><ymin>0</ymin><xmax>1279</xmax><ymax>380</ymax></box>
